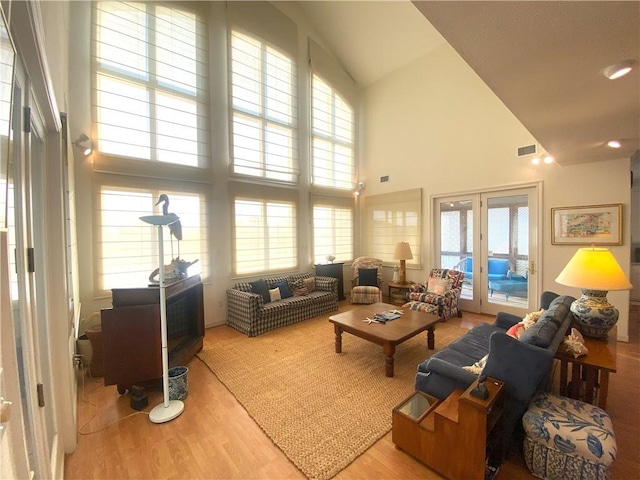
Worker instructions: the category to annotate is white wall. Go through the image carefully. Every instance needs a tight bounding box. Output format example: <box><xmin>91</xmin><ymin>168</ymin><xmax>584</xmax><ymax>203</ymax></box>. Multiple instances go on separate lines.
<box><xmin>39</xmin><ymin>1</ymin><xmax>69</xmax><ymax>113</ymax></box>
<box><xmin>361</xmin><ymin>42</ymin><xmax>632</xmax><ymax>341</ymax></box>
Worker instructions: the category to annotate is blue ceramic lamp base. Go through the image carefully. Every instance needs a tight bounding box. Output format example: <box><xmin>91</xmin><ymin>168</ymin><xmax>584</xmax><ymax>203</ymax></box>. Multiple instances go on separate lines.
<box><xmin>570</xmin><ymin>289</ymin><xmax>618</xmax><ymax>338</ymax></box>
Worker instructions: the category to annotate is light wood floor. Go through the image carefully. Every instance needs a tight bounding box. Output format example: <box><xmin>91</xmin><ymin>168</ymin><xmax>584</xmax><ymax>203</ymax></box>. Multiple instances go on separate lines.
<box><xmin>64</xmin><ymin>304</ymin><xmax>640</xmax><ymax>480</ymax></box>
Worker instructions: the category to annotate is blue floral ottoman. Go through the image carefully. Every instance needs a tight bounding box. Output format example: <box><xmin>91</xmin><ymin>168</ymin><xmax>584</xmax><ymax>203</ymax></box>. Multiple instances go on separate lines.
<box><xmin>522</xmin><ymin>391</ymin><xmax>616</xmax><ymax>480</ymax></box>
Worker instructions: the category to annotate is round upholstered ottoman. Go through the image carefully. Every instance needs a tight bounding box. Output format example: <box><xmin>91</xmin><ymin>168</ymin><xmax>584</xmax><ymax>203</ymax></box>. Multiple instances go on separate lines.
<box><xmin>522</xmin><ymin>391</ymin><xmax>616</xmax><ymax>480</ymax></box>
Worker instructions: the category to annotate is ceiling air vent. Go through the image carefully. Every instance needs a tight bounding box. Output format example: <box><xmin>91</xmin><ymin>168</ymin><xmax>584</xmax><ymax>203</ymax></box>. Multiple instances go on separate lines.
<box><xmin>517</xmin><ymin>144</ymin><xmax>537</xmax><ymax>157</ymax></box>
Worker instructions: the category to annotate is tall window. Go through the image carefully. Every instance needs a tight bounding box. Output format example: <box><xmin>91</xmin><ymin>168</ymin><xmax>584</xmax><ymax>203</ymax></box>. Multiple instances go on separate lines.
<box><xmin>311</xmin><ymin>75</ymin><xmax>355</xmax><ymax>190</ymax></box>
<box><xmin>93</xmin><ymin>1</ymin><xmax>209</xmax><ymax>166</ymax></box>
<box><xmin>92</xmin><ymin>2</ymin><xmax>210</xmax><ymax>295</ymax></box>
<box><xmin>312</xmin><ymin>197</ymin><xmax>353</xmax><ymax>264</ymax></box>
<box><xmin>96</xmin><ymin>183</ymin><xmax>208</xmax><ymax>293</ymax></box>
<box><xmin>230</xmin><ymin>30</ymin><xmax>298</xmax><ymax>182</ymax></box>
<box><xmin>363</xmin><ymin>189</ymin><xmax>422</xmax><ymax>266</ymax></box>
<box><xmin>233</xmin><ymin>195</ymin><xmax>297</xmax><ymax>276</ymax></box>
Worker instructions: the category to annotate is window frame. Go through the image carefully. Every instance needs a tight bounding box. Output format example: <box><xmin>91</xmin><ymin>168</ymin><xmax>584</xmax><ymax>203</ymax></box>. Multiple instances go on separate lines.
<box><xmin>310</xmin><ymin>73</ymin><xmax>355</xmax><ymax>191</ymax></box>
<box><xmin>92</xmin><ymin>174</ymin><xmax>210</xmax><ymax>297</ymax></box>
<box><xmin>362</xmin><ymin>188</ymin><xmax>422</xmax><ymax>268</ymax></box>
<box><xmin>91</xmin><ymin>0</ymin><xmax>210</xmax><ymax>168</ymax></box>
<box><xmin>230</xmin><ymin>183</ymin><xmax>299</xmax><ymax>278</ymax></box>
<box><xmin>228</xmin><ymin>28</ymin><xmax>299</xmax><ymax>184</ymax></box>
<box><xmin>311</xmin><ymin>193</ymin><xmax>354</xmax><ymax>265</ymax></box>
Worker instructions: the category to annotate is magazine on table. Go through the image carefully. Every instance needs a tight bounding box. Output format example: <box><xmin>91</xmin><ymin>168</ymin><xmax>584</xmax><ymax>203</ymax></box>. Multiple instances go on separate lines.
<box><xmin>374</xmin><ymin>310</ymin><xmax>403</xmax><ymax>322</ymax></box>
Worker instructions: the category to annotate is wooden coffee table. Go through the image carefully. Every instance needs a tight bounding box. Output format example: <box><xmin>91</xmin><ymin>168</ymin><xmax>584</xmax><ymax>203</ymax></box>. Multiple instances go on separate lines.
<box><xmin>329</xmin><ymin>302</ymin><xmax>440</xmax><ymax>377</ymax></box>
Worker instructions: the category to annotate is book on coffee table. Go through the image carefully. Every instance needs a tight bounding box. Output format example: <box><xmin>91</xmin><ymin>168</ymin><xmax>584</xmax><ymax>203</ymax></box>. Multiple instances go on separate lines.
<box><xmin>374</xmin><ymin>310</ymin><xmax>402</xmax><ymax>322</ymax></box>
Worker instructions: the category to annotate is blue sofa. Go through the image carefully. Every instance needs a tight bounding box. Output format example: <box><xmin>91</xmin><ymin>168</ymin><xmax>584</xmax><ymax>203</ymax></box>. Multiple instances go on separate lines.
<box><xmin>415</xmin><ymin>291</ymin><xmax>575</xmax><ymax>463</ymax></box>
<box><xmin>461</xmin><ymin>257</ymin><xmax>510</xmax><ymax>281</ymax></box>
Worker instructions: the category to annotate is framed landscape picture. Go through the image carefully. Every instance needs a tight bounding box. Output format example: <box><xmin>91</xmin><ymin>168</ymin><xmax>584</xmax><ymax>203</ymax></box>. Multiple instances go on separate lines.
<box><xmin>551</xmin><ymin>204</ymin><xmax>622</xmax><ymax>245</ymax></box>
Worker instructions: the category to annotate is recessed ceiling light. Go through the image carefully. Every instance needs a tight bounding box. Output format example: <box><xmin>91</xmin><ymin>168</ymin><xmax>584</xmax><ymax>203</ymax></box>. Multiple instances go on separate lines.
<box><xmin>607</xmin><ymin>140</ymin><xmax>622</xmax><ymax>148</ymax></box>
<box><xmin>531</xmin><ymin>157</ymin><xmax>540</xmax><ymax>165</ymax></box>
<box><xmin>603</xmin><ymin>60</ymin><xmax>635</xmax><ymax>80</ymax></box>
<box><xmin>543</xmin><ymin>155</ymin><xmax>554</xmax><ymax>164</ymax></box>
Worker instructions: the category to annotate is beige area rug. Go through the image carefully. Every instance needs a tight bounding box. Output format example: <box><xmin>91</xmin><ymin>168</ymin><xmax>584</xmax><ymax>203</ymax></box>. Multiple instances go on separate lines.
<box><xmin>198</xmin><ymin>315</ymin><xmax>467</xmax><ymax>480</ymax></box>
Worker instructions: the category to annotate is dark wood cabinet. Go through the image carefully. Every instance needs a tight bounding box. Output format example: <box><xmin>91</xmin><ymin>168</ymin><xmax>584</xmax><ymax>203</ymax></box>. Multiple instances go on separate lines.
<box><xmin>315</xmin><ymin>262</ymin><xmax>345</xmax><ymax>300</ymax></box>
<box><xmin>101</xmin><ymin>275</ymin><xmax>204</xmax><ymax>393</ymax></box>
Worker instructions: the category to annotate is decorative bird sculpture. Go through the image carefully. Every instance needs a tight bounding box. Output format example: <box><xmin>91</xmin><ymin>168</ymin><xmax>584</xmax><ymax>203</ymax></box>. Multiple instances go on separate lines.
<box><xmin>155</xmin><ymin>194</ymin><xmax>183</xmax><ymax>258</ymax></box>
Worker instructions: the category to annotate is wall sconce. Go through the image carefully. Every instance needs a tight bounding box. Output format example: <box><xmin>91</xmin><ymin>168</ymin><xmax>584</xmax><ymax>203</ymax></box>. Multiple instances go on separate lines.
<box><xmin>73</xmin><ymin>133</ymin><xmax>93</xmax><ymax>156</ymax></box>
<box><xmin>354</xmin><ymin>181</ymin><xmax>365</xmax><ymax>197</ymax></box>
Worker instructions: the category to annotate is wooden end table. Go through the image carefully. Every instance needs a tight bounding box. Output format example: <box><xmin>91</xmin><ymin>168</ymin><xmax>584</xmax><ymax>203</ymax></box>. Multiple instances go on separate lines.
<box><xmin>328</xmin><ymin>302</ymin><xmax>439</xmax><ymax>377</ymax></box>
<box><xmin>555</xmin><ymin>326</ymin><xmax>617</xmax><ymax>409</ymax></box>
<box><xmin>387</xmin><ymin>281</ymin><xmax>412</xmax><ymax>306</ymax></box>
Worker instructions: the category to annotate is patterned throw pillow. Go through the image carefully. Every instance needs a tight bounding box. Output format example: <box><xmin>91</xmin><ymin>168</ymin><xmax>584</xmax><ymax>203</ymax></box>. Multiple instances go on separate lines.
<box><xmin>426</xmin><ymin>278</ymin><xmax>452</xmax><ymax>295</ymax></box>
<box><xmin>303</xmin><ymin>276</ymin><xmax>316</xmax><ymax>292</ymax></box>
<box><xmin>522</xmin><ymin>309</ymin><xmax>545</xmax><ymax>329</ymax></box>
<box><xmin>290</xmin><ymin>278</ymin><xmax>309</xmax><ymax>296</ymax></box>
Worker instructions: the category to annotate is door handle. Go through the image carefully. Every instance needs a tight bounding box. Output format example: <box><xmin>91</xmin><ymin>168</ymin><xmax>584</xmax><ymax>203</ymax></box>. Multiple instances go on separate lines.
<box><xmin>529</xmin><ymin>260</ymin><xmax>535</xmax><ymax>275</ymax></box>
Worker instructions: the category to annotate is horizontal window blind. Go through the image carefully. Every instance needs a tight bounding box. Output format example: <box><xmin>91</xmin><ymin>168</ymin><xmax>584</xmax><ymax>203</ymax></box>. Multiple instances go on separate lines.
<box><xmin>92</xmin><ymin>1</ymin><xmax>209</xmax><ymax>167</ymax></box>
<box><xmin>230</xmin><ymin>30</ymin><xmax>298</xmax><ymax>182</ymax></box>
<box><xmin>233</xmin><ymin>195</ymin><xmax>297</xmax><ymax>276</ymax></box>
<box><xmin>0</xmin><ymin>26</ymin><xmax>12</xmax><ymax>144</ymax></box>
<box><xmin>311</xmin><ymin>74</ymin><xmax>355</xmax><ymax>190</ymax></box>
<box><xmin>96</xmin><ymin>183</ymin><xmax>208</xmax><ymax>293</ymax></box>
<box><xmin>363</xmin><ymin>189</ymin><xmax>422</xmax><ymax>266</ymax></box>
<box><xmin>312</xmin><ymin>195</ymin><xmax>354</xmax><ymax>264</ymax></box>
<box><xmin>0</xmin><ymin>42</ymin><xmax>10</xmax><ymax>229</ymax></box>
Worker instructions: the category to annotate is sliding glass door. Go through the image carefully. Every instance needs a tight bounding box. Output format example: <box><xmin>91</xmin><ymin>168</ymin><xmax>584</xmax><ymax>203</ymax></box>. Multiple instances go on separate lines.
<box><xmin>435</xmin><ymin>186</ymin><xmax>539</xmax><ymax>316</ymax></box>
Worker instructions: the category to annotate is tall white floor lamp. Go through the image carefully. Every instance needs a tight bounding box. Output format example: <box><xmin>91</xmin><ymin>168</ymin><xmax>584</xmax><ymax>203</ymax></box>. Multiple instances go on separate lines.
<box><xmin>139</xmin><ymin>213</ymin><xmax>185</xmax><ymax>423</ymax></box>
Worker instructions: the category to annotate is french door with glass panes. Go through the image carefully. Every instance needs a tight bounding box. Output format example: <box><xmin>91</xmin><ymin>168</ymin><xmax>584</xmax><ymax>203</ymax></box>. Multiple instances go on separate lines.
<box><xmin>435</xmin><ymin>186</ymin><xmax>539</xmax><ymax>316</ymax></box>
<box><xmin>4</xmin><ymin>55</ymin><xmax>60</xmax><ymax>480</ymax></box>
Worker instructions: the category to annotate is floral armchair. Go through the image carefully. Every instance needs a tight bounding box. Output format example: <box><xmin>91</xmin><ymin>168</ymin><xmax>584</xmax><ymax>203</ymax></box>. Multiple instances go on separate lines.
<box><xmin>402</xmin><ymin>268</ymin><xmax>465</xmax><ymax>321</ymax></box>
<box><xmin>351</xmin><ymin>256</ymin><xmax>383</xmax><ymax>304</ymax></box>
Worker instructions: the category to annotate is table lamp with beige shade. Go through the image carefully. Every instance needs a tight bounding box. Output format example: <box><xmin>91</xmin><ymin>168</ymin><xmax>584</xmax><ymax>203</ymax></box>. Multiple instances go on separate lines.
<box><xmin>394</xmin><ymin>241</ymin><xmax>413</xmax><ymax>284</ymax></box>
<box><xmin>555</xmin><ymin>246</ymin><xmax>632</xmax><ymax>338</ymax></box>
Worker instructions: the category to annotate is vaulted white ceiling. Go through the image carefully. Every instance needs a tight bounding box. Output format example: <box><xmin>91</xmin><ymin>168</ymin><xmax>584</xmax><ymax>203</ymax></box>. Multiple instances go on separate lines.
<box><xmin>296</xmin><ymin>0</ymin><xmax>640</xmax><ymax>166</ymax></box>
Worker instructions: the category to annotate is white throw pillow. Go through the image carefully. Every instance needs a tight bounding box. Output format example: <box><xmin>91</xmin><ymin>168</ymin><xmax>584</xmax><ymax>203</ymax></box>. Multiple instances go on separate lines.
<box><xmin>269</xmin><ymin>287</ymin><xmax>281</xmax><ymax>302</ymax></box>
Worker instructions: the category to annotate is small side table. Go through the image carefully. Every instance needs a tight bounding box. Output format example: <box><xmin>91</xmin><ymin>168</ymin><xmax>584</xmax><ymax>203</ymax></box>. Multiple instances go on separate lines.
<box><xmin>555</xmin><ymin>326</ymin><xmax>617</xmax><ymax>409</ymax></box>
<box><xmin>387</xmin><ymin>281</ymin><xmax>412</xmax><ymax>305</ymax></box>
<box><xmin>392</xmin><ymin>378</ymin><xmax>504</xmax><ymax>480</ymax></box>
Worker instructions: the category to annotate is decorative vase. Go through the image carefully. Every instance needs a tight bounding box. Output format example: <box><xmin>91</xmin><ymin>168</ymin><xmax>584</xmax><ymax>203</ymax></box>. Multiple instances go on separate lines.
<box><xmin>168</xmin><ymin>366</ymin><xmax>189</xmax><ymax>401</ymax></box>
<box><xmin>570</xmin><ymin>289</ymin><xmax>618</xmax><ymax>338</ymax></box>
<box><xmin>392</xmin><ymin>266</ymin><xmax>399</xmax><ymax>283</ymax></box>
